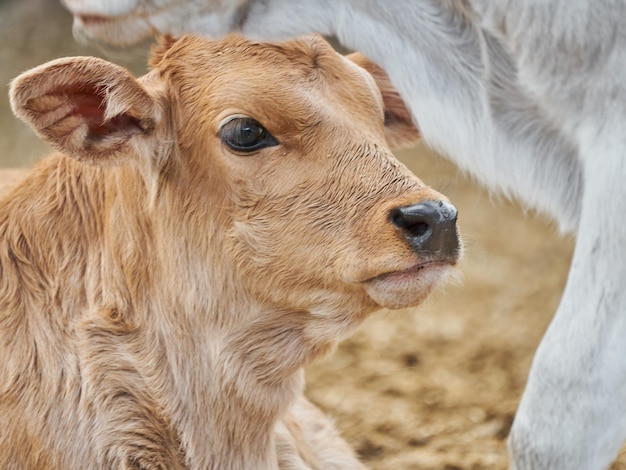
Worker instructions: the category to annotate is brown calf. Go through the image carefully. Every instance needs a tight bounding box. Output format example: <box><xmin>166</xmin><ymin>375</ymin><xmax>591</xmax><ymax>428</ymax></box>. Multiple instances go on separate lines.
<box><xmin>1</xmin><ymin>34</ymin><xmax>460</xmax><ymax>469</ymax></box>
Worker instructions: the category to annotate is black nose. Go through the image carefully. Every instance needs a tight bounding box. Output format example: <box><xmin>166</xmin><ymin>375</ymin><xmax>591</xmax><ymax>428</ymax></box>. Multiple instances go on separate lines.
<box><xmin>390</xmin><ymin>200</ymin><xmax>459</xmax><ymax>262</ymax></box>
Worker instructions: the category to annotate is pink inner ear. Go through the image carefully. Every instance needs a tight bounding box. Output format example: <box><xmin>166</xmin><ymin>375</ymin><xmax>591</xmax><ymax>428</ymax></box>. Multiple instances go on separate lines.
<box><xmin>54</xmin><ymin>83</ymin><xmax>144</xmax><ymax>140</ymax></box>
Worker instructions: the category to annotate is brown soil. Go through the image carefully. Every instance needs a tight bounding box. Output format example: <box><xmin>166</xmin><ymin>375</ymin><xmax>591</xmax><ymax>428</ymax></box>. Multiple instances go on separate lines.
<box><xmin>1</xmin><ymin>1</ymin><xmax>625</xmax><ymax>468</ymax></box>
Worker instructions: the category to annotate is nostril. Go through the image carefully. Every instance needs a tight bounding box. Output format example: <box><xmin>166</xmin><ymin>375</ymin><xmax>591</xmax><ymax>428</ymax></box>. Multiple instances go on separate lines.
<box><xmin>389</xmin><ymin>207</ymin><xmax>431</xmax><ymax>237</ymax></box>
<box><xmin>407</xmin><ymin>221</ymin><xmax>430</xmax><ymax>237</ymax></box>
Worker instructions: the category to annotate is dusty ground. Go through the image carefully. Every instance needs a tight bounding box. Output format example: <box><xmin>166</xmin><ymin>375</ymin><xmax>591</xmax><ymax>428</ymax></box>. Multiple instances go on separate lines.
<box><xmin>2</xmin><ymin>1</ymin><xmax>625</xmax><ymax>469</ymax></box>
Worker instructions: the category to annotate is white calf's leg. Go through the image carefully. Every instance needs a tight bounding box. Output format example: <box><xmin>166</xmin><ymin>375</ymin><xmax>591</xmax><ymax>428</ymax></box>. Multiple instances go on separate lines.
<box><xmin>509</xmin><ymin>129</ymin><xmax>626</xmax><ymax>469</ymax></box>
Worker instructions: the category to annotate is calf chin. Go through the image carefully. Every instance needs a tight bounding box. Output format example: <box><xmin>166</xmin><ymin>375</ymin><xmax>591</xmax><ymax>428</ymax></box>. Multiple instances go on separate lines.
<box><xmin>364</xmin><ymin>263</ymin><xmax>456</xmax><ymax>310</ymax></box>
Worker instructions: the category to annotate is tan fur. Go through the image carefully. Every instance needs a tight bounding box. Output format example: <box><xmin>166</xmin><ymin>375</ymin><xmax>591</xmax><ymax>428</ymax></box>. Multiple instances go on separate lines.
<box><xmin>1</xmin><ymin>34</ymin><xmax>459</xmax><ymax>469</ymax></box>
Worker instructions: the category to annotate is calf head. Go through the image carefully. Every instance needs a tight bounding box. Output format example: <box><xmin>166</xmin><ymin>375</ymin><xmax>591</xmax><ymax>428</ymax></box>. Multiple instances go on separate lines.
<box><xmin>10</xmin><ymin>34</ymin><xmax>460</xmax><ymax>328</ymax></box>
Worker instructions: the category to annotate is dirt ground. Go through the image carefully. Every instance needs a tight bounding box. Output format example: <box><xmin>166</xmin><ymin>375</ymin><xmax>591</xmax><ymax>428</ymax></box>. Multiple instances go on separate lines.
<box><xmin>1</xmin><ymin>1</ymin><xmax>625</xmax><ymax>469</ymax></box>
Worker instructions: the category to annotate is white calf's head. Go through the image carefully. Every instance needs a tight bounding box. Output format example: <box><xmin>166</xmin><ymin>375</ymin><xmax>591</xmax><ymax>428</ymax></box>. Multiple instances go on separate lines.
<box><xmin>63</xmin><ymin>0</ymin><xmax>339</xmax><ymax>47</ymax></box>
<box><xmin>10</xmin><ymin>34</ymin><xmax>460</xmax><ymax>315</ymax></box>
<box><xmin>63</xmin><ymin>0</ymin><xmax>250</xmax><ymax>46</ymax></box>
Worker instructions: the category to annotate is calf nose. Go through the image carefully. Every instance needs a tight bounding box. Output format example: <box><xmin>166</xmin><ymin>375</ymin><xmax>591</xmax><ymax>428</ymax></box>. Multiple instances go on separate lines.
<box><xmin>390</xmin><ymin>200</ymin><xmax>459</xmax><ymax>262</ymax></box>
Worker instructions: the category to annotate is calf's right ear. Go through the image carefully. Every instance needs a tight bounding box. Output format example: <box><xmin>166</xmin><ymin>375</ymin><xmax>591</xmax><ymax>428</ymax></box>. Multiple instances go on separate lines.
<box><xmin>10</xmin><ymin>56</ymin><xmax>157</xmax><ymax>165</ymax></box>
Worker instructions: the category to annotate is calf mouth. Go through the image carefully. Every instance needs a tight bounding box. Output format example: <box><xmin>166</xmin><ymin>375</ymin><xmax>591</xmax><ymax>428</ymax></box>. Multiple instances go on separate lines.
<box><xmin>75</xmin><ymin>14</ymin><xmax>117</xmax><ymax>26</ymax></box>
<box><xmin>367</xmin><ymin>259</ymin><xmax>456</xmax><ymax>283</ymax></box>
<box><xmin>362</xmin><ymin>258</ymin><xmax>458</xmax><ymax>310</ymax></box>
<box><xmin>71</xmin><ymin>10</ymin><xmax>156</xmax><ymax>47</ymax></box>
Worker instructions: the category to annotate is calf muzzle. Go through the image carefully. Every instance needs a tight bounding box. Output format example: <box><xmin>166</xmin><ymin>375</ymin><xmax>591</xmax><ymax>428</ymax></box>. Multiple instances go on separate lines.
<box><xmin>390</xmin><ymin>200</ymin><xmax>459</xmax><ymax>262</ymax></box>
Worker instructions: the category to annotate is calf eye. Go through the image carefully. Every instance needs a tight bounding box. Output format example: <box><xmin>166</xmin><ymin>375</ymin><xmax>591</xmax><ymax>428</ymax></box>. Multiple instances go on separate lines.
<box><xmin>220</xmin><ymin>117</ymin><xmax>279</xmax><ymax>153</ymax></box>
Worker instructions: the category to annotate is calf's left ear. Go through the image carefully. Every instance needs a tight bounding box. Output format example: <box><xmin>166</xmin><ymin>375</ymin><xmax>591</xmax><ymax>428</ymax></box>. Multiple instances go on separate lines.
<box><xmin>10</xmin><ymin>56</ymin><xmax>157</xmax><ymax>165</ymax></box>
<box><xmin>347</xmin><ymin>52</ymin><xmax>421</xmax><ymax>150</ymax></box>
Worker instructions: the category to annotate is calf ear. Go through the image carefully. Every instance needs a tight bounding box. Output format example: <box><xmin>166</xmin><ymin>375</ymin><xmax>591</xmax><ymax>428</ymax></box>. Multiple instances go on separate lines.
<box><xmin>10</xmin><ymin>56</ymin><xmax>157</xmax><ymax>164</ymax></box>
<box><xmin>347</xmin><ymin>52</ymin><xmax>420</xmax><ymax>150</ymax></box>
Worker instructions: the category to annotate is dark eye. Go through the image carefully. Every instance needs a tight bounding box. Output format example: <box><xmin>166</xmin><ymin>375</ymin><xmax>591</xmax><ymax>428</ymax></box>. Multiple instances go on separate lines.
<box><xmin>220</xmin><ymin>117</ymin><xmax>279</xmax><ymax>153</ymax></box>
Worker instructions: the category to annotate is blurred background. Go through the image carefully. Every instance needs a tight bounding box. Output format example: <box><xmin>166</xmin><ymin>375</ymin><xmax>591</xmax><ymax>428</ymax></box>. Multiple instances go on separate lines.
<box><xmin>0</xmin><ymin>1</ymin><xmax>602</xmax><ymax>469</ymax></box>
